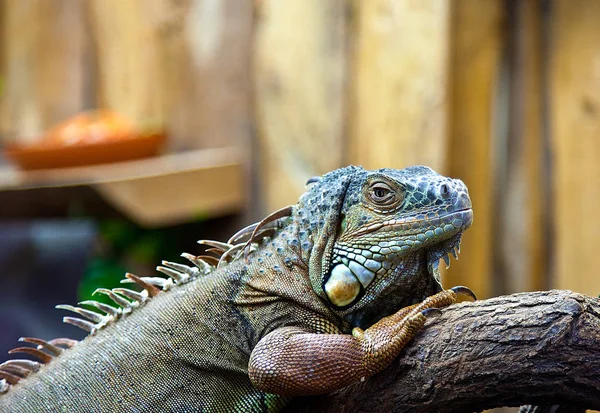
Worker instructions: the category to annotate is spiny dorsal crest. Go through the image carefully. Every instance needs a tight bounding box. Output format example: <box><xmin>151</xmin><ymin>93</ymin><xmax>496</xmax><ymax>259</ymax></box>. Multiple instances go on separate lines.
<box><xmin>0</xmin><ymin>206</ymin><xmax>295</xmax><ymax>394</ymax></box>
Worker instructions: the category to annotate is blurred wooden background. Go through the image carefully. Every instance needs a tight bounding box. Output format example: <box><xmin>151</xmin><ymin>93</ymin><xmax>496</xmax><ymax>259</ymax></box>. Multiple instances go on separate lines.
<box><xmin>1</xmin><ymin>0</ymin><xmax>599</xmax><ymax>302</ymax></box>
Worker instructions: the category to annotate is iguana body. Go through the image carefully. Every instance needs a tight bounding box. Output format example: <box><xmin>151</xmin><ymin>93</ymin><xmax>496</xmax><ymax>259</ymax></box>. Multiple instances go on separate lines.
<box><xmin>0</xmin><ymin>165</ymin><xmax>473</xmax><ymax>412</ymax></box>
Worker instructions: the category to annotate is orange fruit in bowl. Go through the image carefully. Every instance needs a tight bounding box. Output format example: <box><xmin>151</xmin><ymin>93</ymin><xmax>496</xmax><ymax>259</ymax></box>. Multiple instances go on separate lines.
<box><xmin>41</xmin><ymin>110</ymin><xmax>137</xmax><ymax>148</ymax></box>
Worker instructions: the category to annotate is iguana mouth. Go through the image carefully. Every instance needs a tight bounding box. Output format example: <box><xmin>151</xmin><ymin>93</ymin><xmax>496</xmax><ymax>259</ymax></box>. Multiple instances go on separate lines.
<box><xmin>425</xmin><ymin>232</ymin><xmax>464</xmax><ymax>288</ymax></box>
<box><xmin>324</xmin><ymin>208</ymin><xmax>472</xmax><ymax>308</ymax></box>
<box><xmin>425</xmin><ymin>208</ymin><xmax>473</xmax><ymax>288</ymax></box>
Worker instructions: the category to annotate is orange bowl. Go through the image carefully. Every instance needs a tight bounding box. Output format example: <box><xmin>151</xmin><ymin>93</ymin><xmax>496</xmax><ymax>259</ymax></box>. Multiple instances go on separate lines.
<box><xmin>4</xmin><ymin>133</ymin><xmax>166</xmax><ymax>170</ymax></box>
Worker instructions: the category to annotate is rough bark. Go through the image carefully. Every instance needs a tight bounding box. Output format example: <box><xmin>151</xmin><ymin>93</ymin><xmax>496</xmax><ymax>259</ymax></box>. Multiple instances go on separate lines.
<box><xmin>285</xmin><ymin>290</ymin><xmax>600</xmax><ymax>413</ymax></box>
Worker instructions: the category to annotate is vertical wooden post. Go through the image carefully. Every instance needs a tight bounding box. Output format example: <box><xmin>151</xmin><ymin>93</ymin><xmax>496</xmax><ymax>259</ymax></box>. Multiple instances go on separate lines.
<box><xmin>254</xmin><ymin>0</ymin><xmax>347</xmax><ymax>212</ymax></box>
<box><xmin>0</xmin><ymin>0</ymin><xmax>4</xmax><ymax>102</ymax></box>
<box><xmin>550</xmin><ymin>0</ymin><xmax>600</xmax><ymax>296</ymax></box>
<box><xmin>88</xmin><ymin>0</ymin><xmax>253</xmax><ymax>151</ymax></box>
<box><xmin>348</xmin><ymin>0</ymin><xmax>450</xmax><ymax>171</ymax></box>
<box><xmin>500</xmin><ymin>0</ymin><xmax>546</xmax><ymax>293</ymax></box>
<box><xmin>445</xmin><ymin>0</ymin><xmax>504</xmax><ymax>298</ymax></box>
<box><xmin>162</xmin><ymin>0</ymin><xmax>253</xmax><ymax>151</ymax></box>
<box><xmin>0</xmin><ymin>0</ymin><xmax>87</xmax><ymax>144</ymax></box>
<box><xmin>87</xmin><ymin>0</ymin><xmax>169</xmax><ymax>133</ymax></box>
<box><xmin>0</xmin><ymin>0</ymin><xmax>4</xmax><ymax>128</ymax></box>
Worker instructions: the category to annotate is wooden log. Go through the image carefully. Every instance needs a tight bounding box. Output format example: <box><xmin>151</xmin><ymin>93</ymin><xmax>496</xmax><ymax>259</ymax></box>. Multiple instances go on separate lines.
<box><xmin>444</xmin><ymin>0</ymin><xmax>504</xmax><ymax>299</ymax></box>
<box><xmin>254</xmin><ymin>0</ymin><xmax>347</xmax><ymax>211</ymax></box>
<box><xmin>550</xmin><ymin>0</ymin><xmax>600</xmax><ymax>297</ymax></box>
<box><xmin>348</xmin><ymin>0</ymin><xmax>449</xmax><ymax>171</ymax></box>
<box><xmin>286</xmin><ymin>290</ymin><xmax>600</xmax><ymax>412</ymax></box>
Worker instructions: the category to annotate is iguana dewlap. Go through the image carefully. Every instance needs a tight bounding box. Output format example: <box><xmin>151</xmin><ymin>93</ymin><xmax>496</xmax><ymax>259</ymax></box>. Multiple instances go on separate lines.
<box><xmin>0</xmin><ymin>165</ymin><xmax>474</xmax><ymax>412</ymax></box>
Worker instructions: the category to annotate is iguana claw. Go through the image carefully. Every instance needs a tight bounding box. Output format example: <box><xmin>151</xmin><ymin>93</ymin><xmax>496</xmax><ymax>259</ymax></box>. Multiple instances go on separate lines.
<box><xmin>450</xmin><ymin>285</ymin><xmax>477</xmax><ymax>301</ymax></box>
<box><xmin>421</xmin><ymin>308</ymin><xmax>443</xmax><ymax>318</ymax></box>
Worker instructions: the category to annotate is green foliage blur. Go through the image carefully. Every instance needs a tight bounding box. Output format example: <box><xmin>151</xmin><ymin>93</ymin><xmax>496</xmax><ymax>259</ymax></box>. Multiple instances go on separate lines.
<box><xmin>78</xmin><ymin>219</ymin><xmax>189</xmax><ymax>304</ymax></box>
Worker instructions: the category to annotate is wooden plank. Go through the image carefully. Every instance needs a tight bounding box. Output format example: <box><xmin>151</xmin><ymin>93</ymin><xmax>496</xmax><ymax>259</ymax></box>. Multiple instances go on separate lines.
<box><xmin>348</xmin><ymin>0</ymin><xmax>450</xmax><ymax>171</ymax></box>
<box><xmin>0</xmin><ymin>147</ymin><xmax>243</xmax><ymax>188</ymax></box>
<box><xmin>0</xmin><ymin>0</ymin><xmax>87</xmax><ymax>144</ymax></box>
<box><xmin>500</xmin><ymin>0</ymin><xmax>546</xmax><ymax>293</ymax></box>
<box><xmin>551</xmin><ymin>0</ymin><xmax>600</xmax><ymax>296</ymax></box>
<box><xmin>444</xmin><ymin>0</ymin><xmax>504</xmax><ymax>299</ymax></box>
<box><xmin>0</xmin><ymin>147</ymin><xmax>245</xmax><ymax>227</ymax></box>
<box><xmin>95</xmin><ymin>162</ymin><xmax>244</xmax><ymax>227</ymax></box>
<box><xmin>254</xmin><ymin>0</ymin><xmax>347</xmax><ymax>211</ymax></box>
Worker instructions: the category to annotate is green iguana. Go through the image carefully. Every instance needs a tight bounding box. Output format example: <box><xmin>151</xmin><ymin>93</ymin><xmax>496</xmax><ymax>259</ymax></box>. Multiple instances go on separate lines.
<box><xmin>0</xmin><ymin>165</ymin><xmax>475</xmax><ymax>412</ymax></box>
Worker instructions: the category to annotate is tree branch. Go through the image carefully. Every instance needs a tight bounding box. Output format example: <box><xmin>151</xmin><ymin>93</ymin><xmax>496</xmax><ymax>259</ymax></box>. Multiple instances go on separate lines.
<box><xmin>285</xmin><ymin>290</ymin><xmax>600</xmax><ymax>413</ymax></box>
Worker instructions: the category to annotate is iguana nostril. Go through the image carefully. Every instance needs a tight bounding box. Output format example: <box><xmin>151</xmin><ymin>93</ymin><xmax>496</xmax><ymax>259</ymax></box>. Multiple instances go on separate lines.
<box><xmin>440</xmin><ymin>184</ymin><xmax>451</xmax><ymax>199</ymax></box>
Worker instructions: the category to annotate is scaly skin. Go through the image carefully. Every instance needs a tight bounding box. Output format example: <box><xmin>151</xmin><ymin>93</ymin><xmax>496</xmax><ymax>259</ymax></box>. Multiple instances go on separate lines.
<box><xmin>0</xmin><ymin>165</ymin><xmax>473</xmax><ymax>412</ymax></box>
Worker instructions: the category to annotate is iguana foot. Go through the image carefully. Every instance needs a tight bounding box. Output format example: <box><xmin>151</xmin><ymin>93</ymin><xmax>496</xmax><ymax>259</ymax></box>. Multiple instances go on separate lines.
<box><xmin>377</xmin><ymin>286</ymin><xmax>477</xmax><ymax>355</ymax></box>
<box><xmin>385</xmin><ymin>285</ymin><xmax>477</xmax><ymax>328</ymax></box>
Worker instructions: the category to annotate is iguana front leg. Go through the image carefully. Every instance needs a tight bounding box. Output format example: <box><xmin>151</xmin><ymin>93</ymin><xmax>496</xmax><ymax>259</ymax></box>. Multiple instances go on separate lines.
<box><xmin>248</xmin><ymin>287</ymin><xmax>475</xmax><ymax>395</ymax></box>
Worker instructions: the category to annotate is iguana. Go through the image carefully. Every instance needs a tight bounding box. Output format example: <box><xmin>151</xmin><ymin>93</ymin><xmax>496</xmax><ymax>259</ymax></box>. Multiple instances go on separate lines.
<box><xmin>0</xmin><ymin>165</ymin><xmax>474</xmax><ymax>412</ymax></box>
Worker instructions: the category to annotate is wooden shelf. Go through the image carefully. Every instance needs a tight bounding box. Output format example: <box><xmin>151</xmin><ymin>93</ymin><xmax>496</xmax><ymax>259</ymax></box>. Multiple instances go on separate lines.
<box><xmin>0</xmin><ymin>147</ymin><xmax>246</xmax><ymax>227</ymax></box>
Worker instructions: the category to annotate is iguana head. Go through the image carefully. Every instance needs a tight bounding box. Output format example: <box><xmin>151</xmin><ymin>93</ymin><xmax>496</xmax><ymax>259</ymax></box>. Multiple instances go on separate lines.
<box><xmin>299</xmin><ymin>165</ymin><xmax>472</xmax><ymax>327</ymax></box>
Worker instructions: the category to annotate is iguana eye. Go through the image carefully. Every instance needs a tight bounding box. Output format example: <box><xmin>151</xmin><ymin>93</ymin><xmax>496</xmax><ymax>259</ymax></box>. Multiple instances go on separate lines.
<box><xmin>369</xmin><ymin>183</ymin><xmax>395</xmax><ymax>205</ymax></box>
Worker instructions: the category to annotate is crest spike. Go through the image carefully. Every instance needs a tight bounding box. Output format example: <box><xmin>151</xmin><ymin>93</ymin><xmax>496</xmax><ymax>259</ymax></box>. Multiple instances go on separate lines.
<box><xmin>125</xmin><ymin>273</ymin><xmax>161</xmax><ymax>297</ymax></box>
<box><xmin>112</xmin><ymin>288</ymin><xmax>146</xmax><ymax>303</ymax></box>
<box><xmin>79</xmin><ymin>300</ymin><xmax>120</xmax><ymax>317</ymax></box>
<box><xmin>243</xmin><ymin>205</ymin><xmax>294</xmax><ymax>262</ymax></box>
<box><xmin>156</xmin><ymin>265</ymin><xmax>186</xmax><ymax>282</ymax></box>
<box><xmin>196</xmin><ymin>255</ymin><xmax>219</xmax><ymax>266</ymax></box>
<box><xmin>8</xmin><ymin>347</ymin><xmax>53</xmax><ymax>364</ymax></box>
<box><xmin>181</xmin><ymin>253</ymin><xmax>213</xmax><ymax>274</ymax></box>
<box><xmin>218</xmin><ymin>244</ymin><xmax>245</xmax><ymax>268</ymax></box>
<box><xmin>197</xmin><ymin>240</ymin><xmax>233</xmax><ymax>252</ymax></box>
<box><xmin>0</xmin><ymin>363</ymin><xmax>32</xmax><ymax>378</ymax></box>
<box><xmin>161</xmin><ymin>261</ymin><xmax>200</xmax><ymax>277</ymax></box>
<box><xmin>0</xmin><ymin>371</ymin><xmax>20</xmax><ymax>385</ymax></box>
<box><xmin>47</xmin><ymin>338</ymin><xmax>78</xmax><ymax>349</ymax></box>
<box><xmin>18</xmin><ymin>338</ymin><xmax>62</xmax><ymax>356</ymax></box>
<box><xmin>55</xmin><ymin>304</ymin><xmax>105</xmax><ymax>323</ymax></box>
<box><xmin>62</xmin><ymin>317</ymin><xmax>96</xmax><ymax>333</ymax></box>
<box><xmin>227</xmin><ymin>223</ymin><xmax>258</xmax><ymax>245</ymax></box>
<box><xmin>0</xmin><ymin>359</ymin><xmax>41</xmax><ymax>373</ymax></box>
<box><xmin>93</xmin><ymin>288</ymin><xmax>132</xmax><ymax>309</ymax></box>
